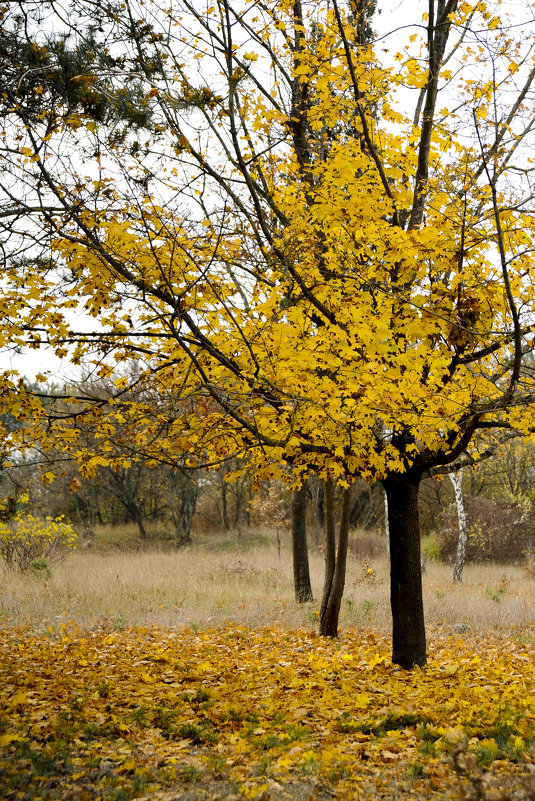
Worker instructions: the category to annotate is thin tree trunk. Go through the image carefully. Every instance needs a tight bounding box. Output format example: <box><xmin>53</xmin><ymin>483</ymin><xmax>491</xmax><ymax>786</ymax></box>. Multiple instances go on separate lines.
<box><xmin>450</xmin><ymin>469</ymin><xmax>467</xmax><ymax>582</ymax></box>
<box><xmin>384</xmin><ymin>487</ymin><xmax>390</xmax><ymax>557</ymax></box>
<box><xmin>292</xmin><ymin>481</ymin><xmax>313</xmax><ymax>603</ymax></box>
<box><xmin>308</xmin><ymin>476</ymin><xmax>324</xmax><ymax>545</ymax></box>
<box><xmin>320</xmin><ymin>478</ymin><xmax>336</xmax><ymax>623</ymax></box>
<box><xmin>320</xmin><ymin>483</ymin><xmax>352</xmax><ymax>637</ymax></box>
<box><xmin>221</xmin><ymin>478</ymin><xmax>230</xmax><ymax>530</ymax></box>
<box><xmin>133</xmin><ymin>507</ymin><xmax>147</xmax><ymax>539</ymax></box>
<box><xmin>383</xmin><ymin>472</ymin><xmax>426</xmax><ymax>669</ymax></box>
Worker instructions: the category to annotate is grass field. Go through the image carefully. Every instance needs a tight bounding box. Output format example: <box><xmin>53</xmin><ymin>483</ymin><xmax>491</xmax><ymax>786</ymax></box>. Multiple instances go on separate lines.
<box><xmin>1</xmin><ymin>527</ymin><xmax>534</xmax><ymax>801</ymax></box>
<box><xmin>0</xmin><ymin>526</ymin><xmax>534</xmax><ymax>636</ymax></box>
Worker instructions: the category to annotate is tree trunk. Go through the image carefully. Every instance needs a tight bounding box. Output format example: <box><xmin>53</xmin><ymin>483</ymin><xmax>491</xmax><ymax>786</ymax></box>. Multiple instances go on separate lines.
<box><xmin>384</xmin><ymin>487</ymin><xmax>390</xmax><ymax>557</ymax></box>
<box><xmin>383</xmin><ymin>472</ymin><xmax>426</xmax><ymax>669</ymax></box>
<box><xmin>132</xmin><ymin>506</ymin><xmax>147</xmax><ymax>539</ymax></box>
<box><xmin>291</xmin><ymin>481</ymin><xmax>313</xmax><ymax>603</ymax></box>
<box><xmin>320</xmin><ymin>482</ymin><xmax>352</xmax><ymax>637</ymax></box>
<box><xmin>320</xmin><ymin>478</ymin><xmax>336</xmax><ymax>623</ymax></box>
<box><xmin>308</xmin><ymin>476</ymin><xmax>324</xmax><ymax>545</ymax></box>
<box><xmin>233</xmin><ymin>482</ymin><xmax>242</xmax><ymax>529</ymax></box>
<box><xmin>171</xmin><ymin>481</ymin><xmax>197</xmax><ymax>545</ymax></box>
<box><xmin>221</xmin><ymin>477</ymin><xmax>230</xmax><ymax>530</ymax></box>
<box><xmin>450</xmin><ymin>469</ymin><xmax>467</xmax><ymax>582</ymax></box>
<box><xmin>243</xmin><ymin>478</ymin><xmax>252</xmax><ymax>527</ymax></box>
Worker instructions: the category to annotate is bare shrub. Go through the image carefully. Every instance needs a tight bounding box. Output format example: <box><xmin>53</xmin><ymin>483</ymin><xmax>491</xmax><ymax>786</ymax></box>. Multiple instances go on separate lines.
<box><xmin>435</xmin><ymin>496</ymin><xmax>533</xmax><ymax>564</ymax></box>
<box><xmin>348</xmin><ymin>529</ymin><xmax>387</xmax><ymax>560</ymax></box>
<box><xmin>523</xmin><ymin>553</ymin><xmax>535</xmax><ymax>579</ymax></box>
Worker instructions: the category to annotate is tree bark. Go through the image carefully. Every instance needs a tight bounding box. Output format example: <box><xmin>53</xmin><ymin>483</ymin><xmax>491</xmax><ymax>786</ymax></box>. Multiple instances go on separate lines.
<box><xmin>308</xmin><ymin>476</ymin><xmax>325</xmax><ymax>545</ymax></box>
<box><xmin>450</xmin><ymin>469</ymin><xmax>467</xmax><ymax>582</ymax></box>
<box><xmin>171</xmin><ymin>480</ymin><xmax>197</xmax><ymax>545</ymax></box>
<box><xmin>221</xmin><ymin>476</ymin><xmax>230</xmax><ymax>530</ymax></box>
<box><xmin>320</xmin><ymin>478</ymin><xmax>336</xmax><ymax>623</ymax></box>
<box><xmin>291</xmin><ymin>481</ymin><xmax>313</xmax><ymax>603</ymax></box>
<box><xmin>320</xmin><ymin>482</ymin><xmax>352</xmax><ymax>637</ymax></box>
<box><xmin>384</xmin><ymin>487</ymin><xmax>390</xmax><ymax>557</ymax></box>
<box><xmin>131</xmin><ymin>506</ymin><xmax>147</xmax><ymax>539</ymax></box>
<box><xmin>383</xmin><ymin>472</ymin><xmax>426</xmax><ymax>668</ymax></box>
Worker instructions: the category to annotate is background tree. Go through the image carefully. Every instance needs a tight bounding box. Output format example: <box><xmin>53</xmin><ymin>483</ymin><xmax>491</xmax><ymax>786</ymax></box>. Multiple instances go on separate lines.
<box><xmin>291</xmin><ymin>481</ymin><xmax>313</xmax><ymax>602</ymax></box>
<box><xmin>450</xmin><ymin>469</ymin><xmax>467</xmax><ymax>582</ymax></box>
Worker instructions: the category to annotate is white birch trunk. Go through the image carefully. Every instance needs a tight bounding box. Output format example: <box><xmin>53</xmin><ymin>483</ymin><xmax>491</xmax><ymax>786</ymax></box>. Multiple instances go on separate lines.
<box><xmin>450</xmin><ymin>469</ymin><xmax>467</xmax><ymax>582</ymax></box>
<box><xmin>384</xmin><ymin>488</ymin><xmax>390</xmax><ymax>557</ymax></box>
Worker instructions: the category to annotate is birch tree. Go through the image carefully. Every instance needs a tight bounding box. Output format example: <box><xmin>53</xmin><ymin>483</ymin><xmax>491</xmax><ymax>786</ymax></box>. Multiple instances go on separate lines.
<box><xmin>450</xmin><ymin>469</ymin><xmax>467</xmax><ymax>582</ymax></box>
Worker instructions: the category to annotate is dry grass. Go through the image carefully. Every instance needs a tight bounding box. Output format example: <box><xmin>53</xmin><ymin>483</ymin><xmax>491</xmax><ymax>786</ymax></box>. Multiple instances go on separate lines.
<box><xmin>1</xmin><ymin>526</ymin><xmax>534</xmax><ymax>637</ymax></box>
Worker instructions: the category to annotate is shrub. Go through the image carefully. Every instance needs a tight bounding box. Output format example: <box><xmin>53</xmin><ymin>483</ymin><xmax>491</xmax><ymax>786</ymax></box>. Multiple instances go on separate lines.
<box><xmin>0</xmin><ymin>495</ymin><xmax>18</xmax><ymax>522</ymax></box>
<box><xmin>348</xmin><ymin>530</ymin><xmax>387</xmax><ymax>559</ymax></box>
<box><xmin>30</xmin><ymin>558</ymin><xmax>51</xmax><ymax>578</ymax></box>
<box><xmin>0</xmin><ymin>514</ymin><xmax>77</xmax><ymax>571</ymax></box>
<box><xmin>421</xmin><ymin>532</ymin><xmax>441</xmax><ymax>562</ymax></box>
<box><xmin>435</xmin><ymin>496</ymin><xmax>533</xmax><ymax>564</ymax></box>
<box><xmin>523</xmin><ymin>554</ymin><xmax>535</xmax><ymax>578</ymax></box>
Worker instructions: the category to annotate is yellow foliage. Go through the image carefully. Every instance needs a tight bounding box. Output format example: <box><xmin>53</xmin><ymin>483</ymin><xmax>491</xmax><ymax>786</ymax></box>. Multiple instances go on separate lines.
<box><xmin>2</xmin><ymin>0</ymin><xmax>535</xmax><ymax>493</ymax></box>
<box><xmin>0</xmin><ymin>514</ymin><xmax>77</xmax><ymax>571</ymax></box>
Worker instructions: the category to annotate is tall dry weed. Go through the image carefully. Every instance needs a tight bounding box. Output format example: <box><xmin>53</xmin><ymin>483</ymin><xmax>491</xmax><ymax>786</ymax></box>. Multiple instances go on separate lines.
<box><xmin>0</xmin><ymin>527</ymin><xmax>533</xmax><ymax>635</ymax></box>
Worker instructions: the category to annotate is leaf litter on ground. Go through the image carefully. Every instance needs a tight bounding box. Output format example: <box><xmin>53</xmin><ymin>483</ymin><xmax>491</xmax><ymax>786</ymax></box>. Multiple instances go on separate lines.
<box><xmin>1</xmin><ymin>624</ymin><xmax>535</xmax><ymax>800</ymax></box>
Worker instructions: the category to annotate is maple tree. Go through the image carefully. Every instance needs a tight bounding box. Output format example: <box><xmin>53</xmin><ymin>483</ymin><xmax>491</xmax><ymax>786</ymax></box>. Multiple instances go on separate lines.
<box><xmin>2</xmin><ymin>0</ymin><xmax>535</xmax><ymax>667</ymax></box>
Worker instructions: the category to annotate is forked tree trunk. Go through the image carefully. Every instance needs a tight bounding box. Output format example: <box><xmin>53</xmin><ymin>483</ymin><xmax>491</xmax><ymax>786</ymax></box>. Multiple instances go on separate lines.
<box><xmin>171</xmin><ymin>477</ymin><xmax>198</xmax><ymax>546</ymax></box>
<box><xmin>292</xmin><ymin>482</ymin><xmax>313</xmax><ymax>603</ymax></box>
<box><xmin>320</xmin><ymin>481</ymin><xmax>352</xmax><ymax>637</ymax></box>
<box><xmin>134</xmin><ymin>508</ymin><xmax>147</xmax><ymax>540</ymax></box>
<box><xmin>382</xmin><ymin>472</ymin><xmax>426</xmax><ymax>668</ymax></box>
<box><xmin>123</xmin><ymin>501</ymin><xmax>147</xmax><ymax>539</ymax></box>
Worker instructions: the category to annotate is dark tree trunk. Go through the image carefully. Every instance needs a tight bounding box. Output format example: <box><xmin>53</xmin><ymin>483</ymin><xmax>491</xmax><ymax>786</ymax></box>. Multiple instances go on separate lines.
<box><xmin>233</xmin><ymin>475</ymin><xmax>250</xmax><ymax>529</ymax></box>
<box><xmin>221</xmin><ymin>478</ymin><xmax>230</xmax><ymax>530</ymax></box>
<box><xmin>131</xmin><ymin>506</ymin><xmax>147</xmax><ymax>539</ymax></box>
<box><xmin>383</xmin><ymin>472</ymin><xmax>426</xmax><ymax>669</ymax></box>
<box><xmin>320</xmin><ymin>478</ymin><xmax>336</xmax><ymax>622</ymax></box>
<box><xmin>308</xmin><ymin>476</ymin><xmax>325</xmax><ymax>544</ymax></box>
<box><xmin>171</xmin><ymin>480</ymin><xmax>197</xmax><ymax>545</ymax></box>
<box><xmin>320</xmin><ymin>482</ymin><xmax>352</xmax><ymax>637</ymax></box>
<box><xmin>292</xmin><ymin>481</ymin><xmax>313</xmax><ymax>603</ymax></box>
<box><xmin>243</xmin><ymin>479</ymin><xmax>252</xmax><ymax>527</ymax></box>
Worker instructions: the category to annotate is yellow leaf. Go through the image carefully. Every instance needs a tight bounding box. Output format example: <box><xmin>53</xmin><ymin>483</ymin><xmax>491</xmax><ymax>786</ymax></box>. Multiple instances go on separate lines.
<box><xmin>0</xmin><ymin>733</ymin><xmax>28</xmax><ymax>746</ymax></box>
<box><xmin>9</xmin><ymin>692</ymin><xmax>28</xmax><ymax>707</ymax></box>
<box><xmin>368</xmin><ymin>654</ymin><xmax>385</xmax><ymax>670</ymax></box>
